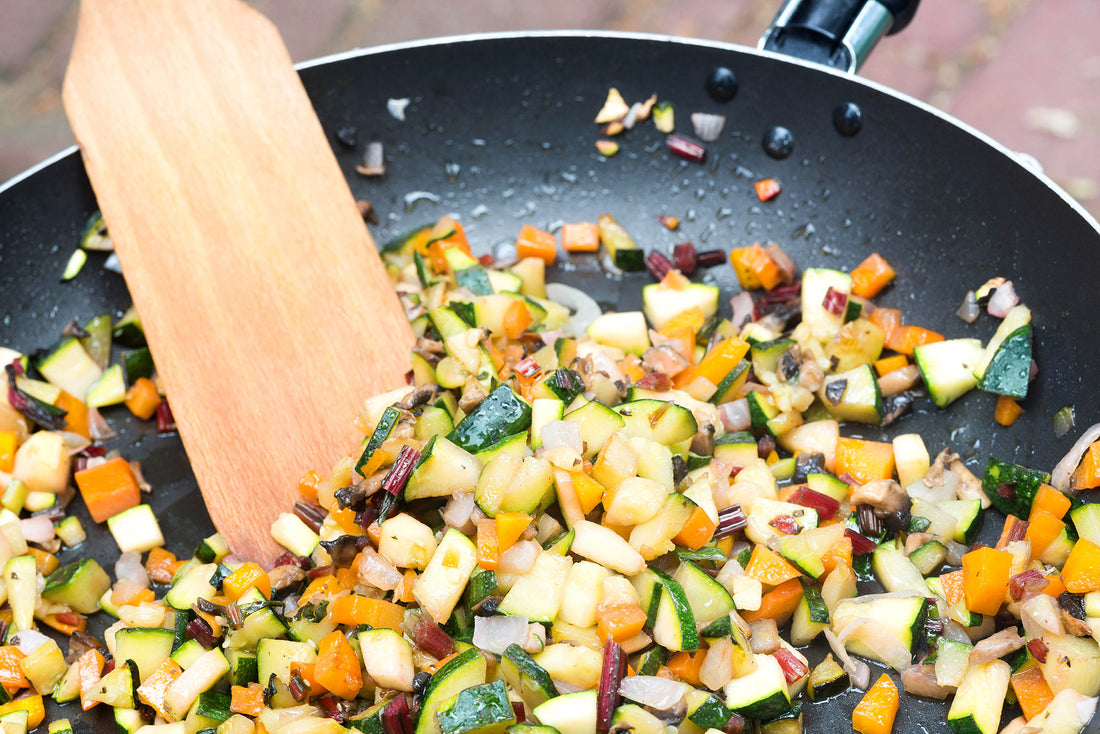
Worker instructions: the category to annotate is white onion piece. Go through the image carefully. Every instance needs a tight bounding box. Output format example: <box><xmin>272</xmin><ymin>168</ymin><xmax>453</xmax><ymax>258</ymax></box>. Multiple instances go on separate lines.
<box><xmin>691</xmin><ymin>112</ymin><xmax>726</xmax><ymax>142</ymax></box>
<box><xmin>906</xmin><ymin>473</ymin><xmax>957</xmax><ymax>503</ymax></box>
<box><xmin>956</xmin><ymin>291</ymin><xmax>980</xmax><ymax>323</ymax></box>
<box><xmin>987</xmin><ymin>280</ymin><xmax>1019</xmax><ymax>318</ymax></box>
<box><xmin>546</xmin><ymin>283</ymin><xmax>603</xmax><ymax>338</ymax></box>
<box><xmin>20</xmin><ymin>516</ymin><xmax>56</xmax><ymax>545</ymax></box>
<box><xmin>619</xmin><ymin>675</ymin><xmax>688</xmax><ymax>710</ymax></box>
<box><xmin>442</xmin><ymin>491</ymin><xmax>477</xmax><ymax>531</ymax></box>
<box><xmin>552</xmin><ymin>679</ymin><xmax>586</xmax><ymax>694</ymax></box>
<box><xmin>60</xmin><ymin>432</ymin><xmax>92</xmax><ymax>455</ymax></box>
<box><xmin>497</xmin><ymin>540</ymin><xmax>540</xmax><ymax>575</ymax></box>
<box><xmin>9</xmin><ymin>629</ymin><xmax>51</xmax><ymax>656</ymax></box>
<box><xmin>356</xmin><ymin>548</ymin><xmax>402</xmax><ymax>591</ymax></box>
<box><xmin>472</xmin><ymin>614</ymin><xmax>528</xmax><ymax>655</ymax></box>
<box><xmin>114</xmin><ymin>551</ymin><xmax>149</xmax><ymax>587</ymax></box>
<box><xmin>944</xmin><ymin>540</ymin><xmax>969</xmax><ymax>567</ymax></box>
<box><xmin>900</xmin><ymin>664</ymin><xmax>951</xmax><ymax>700</ymax></box>
<box><xmin>717</xmin><ymin>399</ymin><xmax>751</xmax><ymax>432</ymax></box>
<box><xmin>969</xmin><ymin>627</ymin><xmax>1025</xmax><ymax>664</ymax></box>
<box><xmin>940</xmin><ymin>619</ymin><xmax>971</xmax><ymax>644</ymax></box>
<box><xmin>541</xmin><ymin>420</ymin><xmax>583</xmax><ymax>454</ymax></box>
<box><xmin>730</xmin><ymin>292</ymin><xmax>754</xmax><ymax>329</ymax></box>
<box><xmin>824</xmin><ymin>628</ymin><xmax>870</xmax><ymax>690</ymax></box>
<box><xmin>1020</xmin><ymin>594</ymin><xmax>1064</xmax><ymax>640</ymax></box>
<box><xmin>836</xmin><ymin>616</ymin><xmax>912</xmax><ymax>671</ymax></box>
<box><xmin>1052</xmin><ymin>422</ymin><xmax>1100</xmax><ymax>490</ymax></box>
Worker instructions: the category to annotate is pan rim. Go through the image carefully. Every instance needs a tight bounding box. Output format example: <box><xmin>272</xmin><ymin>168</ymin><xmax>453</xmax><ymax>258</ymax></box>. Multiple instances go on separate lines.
<box><xmin>6</xmin><ymin>29</ymin><xmax>1097</xmax><ymax>236</ymax></box>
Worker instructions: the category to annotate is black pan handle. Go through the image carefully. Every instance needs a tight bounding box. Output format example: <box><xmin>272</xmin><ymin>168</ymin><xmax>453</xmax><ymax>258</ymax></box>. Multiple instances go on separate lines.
<box><xmin>759</xmin><ymin>0</ymin><xmax>921</xmax><ymax>73</ymax></box>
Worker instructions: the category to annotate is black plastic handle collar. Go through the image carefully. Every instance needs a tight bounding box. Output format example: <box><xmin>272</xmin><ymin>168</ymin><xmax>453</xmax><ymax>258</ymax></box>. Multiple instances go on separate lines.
<box><xmin>759</xmin><ymin>0</ymin><xmax>922</xmax><ymax>73</ymax></box>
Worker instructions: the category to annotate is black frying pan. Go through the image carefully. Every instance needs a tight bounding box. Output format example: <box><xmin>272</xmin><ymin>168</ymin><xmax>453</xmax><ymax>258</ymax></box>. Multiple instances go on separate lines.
<box><xmin>3</xmin><ymin>30</ymin><xmax>1100</xmax><ymax>734</ymax></box>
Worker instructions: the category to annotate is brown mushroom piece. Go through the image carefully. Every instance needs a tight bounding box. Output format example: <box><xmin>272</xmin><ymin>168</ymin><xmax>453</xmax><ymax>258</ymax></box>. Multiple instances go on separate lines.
<box><xmin>850</xmin><ymin>478</ymin><xmax>912</xmax><ymax>532</ymax></box>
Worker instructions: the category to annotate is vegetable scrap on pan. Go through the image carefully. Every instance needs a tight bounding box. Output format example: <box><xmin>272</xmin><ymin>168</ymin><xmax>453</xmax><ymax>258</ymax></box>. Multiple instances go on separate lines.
<box><xmin>3</xmin><ymin>89</ymin><xmax>1097</xmax><ymax>734</ymax></box>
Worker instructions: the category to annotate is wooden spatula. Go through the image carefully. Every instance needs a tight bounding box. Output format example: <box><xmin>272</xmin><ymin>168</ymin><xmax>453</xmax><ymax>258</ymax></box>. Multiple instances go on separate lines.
<box><xmin>63</xmin><ymin>0</ymin><xmax>414</xmax><ymax>562</ymax></box>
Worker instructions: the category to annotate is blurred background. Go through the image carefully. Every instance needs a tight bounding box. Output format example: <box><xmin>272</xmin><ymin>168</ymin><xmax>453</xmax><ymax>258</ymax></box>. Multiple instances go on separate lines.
<box><xmin>1</xmin><ymin>0</ymin><xmax>1097</xmax><ymax>218</ymax></box>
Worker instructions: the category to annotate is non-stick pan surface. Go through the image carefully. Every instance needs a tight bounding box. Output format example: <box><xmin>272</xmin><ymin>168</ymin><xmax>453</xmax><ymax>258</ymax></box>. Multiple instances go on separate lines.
<box><xmin>2</xmin><ymin>32</ymin><xmax>1099</xmax><ymax>733</ymax></box>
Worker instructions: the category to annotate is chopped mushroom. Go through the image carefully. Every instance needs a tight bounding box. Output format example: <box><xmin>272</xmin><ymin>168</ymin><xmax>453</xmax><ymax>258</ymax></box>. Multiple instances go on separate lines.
<box><xmin>949</xmin><ymin>456</ymin><xmax>991</xmax><ymax>508</ymax></box>
<box><xmin>850</xmin><ymin>478</ymin><xmax>909</xmax><ymax>515</ymax></box>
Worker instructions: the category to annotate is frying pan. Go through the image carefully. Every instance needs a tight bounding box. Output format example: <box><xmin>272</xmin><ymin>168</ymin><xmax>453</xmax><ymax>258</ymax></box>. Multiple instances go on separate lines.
<box><xmin>3</xmin><ymin>28</ymin><xmax>1100</xmax><ymax>734</ymax></box>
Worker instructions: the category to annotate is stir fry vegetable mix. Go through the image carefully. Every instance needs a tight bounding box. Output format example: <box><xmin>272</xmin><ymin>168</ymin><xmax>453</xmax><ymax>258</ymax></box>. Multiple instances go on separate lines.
<box><xmin>5</xmin><ymin>212</ymin><xmax>1100</xmax><ymax>734</ymax></box>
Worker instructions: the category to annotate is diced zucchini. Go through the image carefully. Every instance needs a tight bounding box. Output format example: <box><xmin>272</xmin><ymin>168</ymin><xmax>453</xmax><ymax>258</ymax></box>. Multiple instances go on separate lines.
<box><xmin>947</xmin><ymin>660</ymin><xmax>1010</xmax><ymax>734</ymax></box>
<box><xmin>122</xmin><ymin>346</ymin><xmax>155</xmax><ymax>383</ymax></box>
<box><xmin>500</xmin><ymin>644</ymin><xmax>558</xmax><ymax>712</ymax></box>
<box><xmin>43</xmin><ymin>557</ymin><xmax>111</xmax><ymax>614</ymax></box>
<box><xmin>939</xmin><ymin>499</ymin><xmax>983</xmax><ymax>544</ymax></box>
<box><xmin>84</xmin><ymin>659</ymin><xmax>138</xmax><ymax>708</ymax></box>
<box><xmin>79</xmin><ymin>313</ymin><xmax>113</xmax><ymax>369</ymax></box>
<box><xmin>163</xmin><ymin>562</ymin><xmax>218</xmax><ymax>611</ymax></box>
<box><xmin>269</xmin><ymin>513</ymin><xmax>319</xmax><ymax>557</ymax></box>
<box><xmin>531</xmin><ymin>689</ymin><xmax>597</xmax><ymax>734</ymax></box>
<box><xmin>712</xmin><ymin>431</ymin><xmax>759</xmax><ymax>468</ymax></box>
<box><xmin>629</xmin><ymin>492</ymin><xmax>697</xmax><ymax>561</ymax></box>
<box><xmin>650</xmin><ymin>568</ymin><xmax>698</xmax><ymax>652</ymax></box>
<box><xmin>913</xmin><ymin>338</ymin><xmax>985</xmax><ymax>408</ymax></box>
<box><xmin>801</xmin><ymin>268</ymin><xmax>852</xmax><ymax>343</ymax></box>
<box><xmin>36</xmin><ymin>337</ymin><xmax>103</xmax><ymax>400</ymax></box>
<box><xmin>407</xmin><ymin>435</ymin><xmax>484</xmax><ymax>501</ymax></box>
<box><xmin>872</xmin><ymin>542</ymin><xmax>928</xmax><ymax>594</ymax></box>
<box><xmin>113</xmin><ymin>305</ymin><xmax>146</xmax><ymax>347</ymax></box>
<box><xmin>1071</xmin><ymin>502</ymin><xmax>1100</xmax><ymax>545</ymax></box>
<box><xmin>448</xmin><ymin>385</ymin><xmax>532</xmax><ymax>455</ymax></box>
<box><xmin>610</xmin><ymin>704</ymin><xmax>665</xmax><ymax>734</ymax></box>
<box><xmin>672</xmin><ymin>560</ymin><xmax>734</xmax><ymax>625</ymax></box>
<box><xmin>831</xmin><ymin>595</ymin><xmax>926</xmax><ymax>665</ymax></box>
<box><xmin>818</xmin><ymin>364</ymin><xmax>883</xmax><ymax>424</ymax></box>
<box><xmin>359</xmin><ymin>628</ymin><xmax>415</xmax><ymax>691</ymax></box>
<box><xmin>164</xmin><ymin>648</ymin><xmax>229</xmax><ymax>720</ymax></box>
<box><xmin>933</xmin><ymin>639</ymin><xmax>973</xmax><ymax>688</ymax></box>
<box><xmin>563</xmin><ymin>400</ymin><xmax>625</xmax><ymax>459</ymax></box>
<box><xmin>642</xmin><ymin>281</ymin><xmax>719</xmax><ymax>332</ymax></box>
<box><xmin>723</xmin><ymin>653</ymin><xmax>791</xmax><ymax>720</ymax></box>
<box><xmin>114</xmin><ymin>627</ymin><xmax>175</xmax><ymax>683</ymax></box>
<box><xmin>85</xmin><ymin>363</ymin><xmax>126</xmax><ymax>407</ymax></box>
<box><xmin>4</xmin><ymin>555</ymin><xmax>36</xmax><ymax>632</ymax></box>
<box><xmin>417</xmin><ymin>649</ymin><xmax>488</xmax><ymax>734</ymax></box>
<box><xmin>586</xmin><ymin>312</ymin><xmax>650</xmax><ymax>355</ymax></box>
<box><xmin>977</xmin><ymin>325</ymin><xmax>1032</xmax><ymax>399</ymax></box>
<box><xmin>982</xmin><ymin>457</ymin><xmax>1049</xmax><ymax>519</ymax></box>
<box><xmin>807</xmin><ymin>654</ymin><xmax>849</xmax><ymax>701</ymax></box>
<box><xmin>973</xmin><ymin>304</ymin><xmax>1031</xmax><ymax>379</ymax></box>
<box><xmin>107</xmin><ymin>503</ymin><xmax>165</xmax><ymax>553</ymax></box>
<box><xmin>437</xmin><ymin>680</ymin><xmax>517</xmax><ymax>734</ymax></box>
<box><xmin>615</xmin><ymin>399</ymin><xmax>698</xmax><ymax>446</ymax></box>
<box><xmin>414</xmin><ymin>529</ymin><xmax>478</xmax><ymax>624</ymax></box>
<box><xmin>908</xmin><ymin>540</ymin><xmax>948</xmax><ymax>576</ymax></box>
<box><xmin>499</xmin><ymin>551</ymin><xmax>572</xmax><ymax>623</ymax></box>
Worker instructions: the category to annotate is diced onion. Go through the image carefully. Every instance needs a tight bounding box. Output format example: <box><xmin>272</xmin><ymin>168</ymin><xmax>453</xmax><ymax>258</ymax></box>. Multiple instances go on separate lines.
<box><xmin>1054</xmin><ymin>406</ymin><xmax>1076</xmax><ymax>439</ymax></box>
<box><xmin>114</xmin><ymin>551</ymin><xmax>150</xmax><ymax>587</ymax></box>
<box><xmin>956</xmin><ymin>291</ymin><xmax>980</xmax><ymax>323</ymax></box>
<box><xmin>442</xmin><ymin>491</ymin><xmax>477</xmax><ymax>530</ymax></box>
<box><xmin>691</xmin><ymin>112</ymin><xmax>726</xmax><ymax>142</ymax></box>
<box><xmin>835</xmin><ymin>615</ymin><xmax>912</xmax><ymax>671</ymax></box>
<box><xmin>900</xmin><ymin>664</ymin><xmax>950</xmax><ymax>700</ymax></box>
<box><xmin>1052</xmin><ymin>422</ymin><xmax>1100</xmax><ymax>490</ymax></box>
<box><xmin>497</xmin><ymin>540</ymin><xmax>540</xmax><ymax>575</ymax></box>
<box><xmin>9</xmin><ymin>629</ymin><xmax>51</xmax><ymax>656</ymax></box>
<box><xmin>472</xmin><ymin>614</ymin><xmax>528</xmax><ymax>655</ymax></box>
<box><xmin>969</xmin><ymin>627</ymin><xmax>1025</xmax><ymax>664</ymax></box>
<box><xmin>717</xmin><ymin>399</ymin><xmax>751</xmax><ymax>432</ymax></box>
<box><xmin>730</xmin><ymin>292</ymin><xmax>754</xmax><ymax>329</ymax></box>
<box><xmin>618</xmin><ymin>675</ymin><xmax>688</xmax><ymax>710</ymax></box>
<box><xmin>546</xmin><ymin>283</ymin><xmax>603</xmax><ymax>337</ymax></box>
<box><xmin>87</xmin><ymin>407</ymin><xmax>118</xmax><ymax>441</ymax></box>
<box><xmin>987</xmin><ymin>280</ymin><xmax>1019</xmax><ymax>317</ymax></box>
<box><xmin>356</xmin><ymin>547</ymin><xmax>402</xmax><ymax>591</ymax></box>
<box><xmin>824</xmin><ymin>629</ymin><xmax>870</xmax><ymax>690</ymax></box>
<box><xmin>20</xmin><ymin>515</ymin><xmax>56</xmax><ymax>545</ymax></box>
<box><xmin>541</xmin><ymin>420</ymin><xmax>583</xmax><ymax>454</ymax></box>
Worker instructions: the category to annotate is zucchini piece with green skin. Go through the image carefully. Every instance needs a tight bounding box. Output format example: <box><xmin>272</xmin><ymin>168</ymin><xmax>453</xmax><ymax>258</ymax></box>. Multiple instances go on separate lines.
<box><xmin>4</xmin><ymin>555</ymin><xmax>36</xmax><ymax>632</ymax></box>
<box><xmin>85</xmin><ymin>363</ymin><xmax>126</xmax><ymax>407</ymax></box>
<box><xmin>508</xmin><ymin>727</ymin><xmax>558</xmax><ymax>734</ymax></box>
<box><xmin>1071</xmin><ymin>502</ymin><xmax>1100</xmax><ymax>544</ymax></box>
<box><xmin>113</xmin><ymin>709</ymin><xmax>143</xmax><ymax>734</ymax></box>
<box><xmin>629</xmin><ymin>492</ymin><xmax>697</xmax><ymax>560</ymax></box>
<box><xmin>529</xmin><ymin>398</ymin><xmax>565</xmax><ymax>449</ymax></box>
<box><xmin>630</xmin><ymin>569</ymin><xmax>663</xmax><ymax>628</ymax></box>
<box><xmin>709</xmin><ymin>359</ymin><xmax>751</xmax><ymax>405</ymax></box>
<box><xmin>114</xmin><ymin>627</ymin><xmax>175</xmax><ymax>683</ymax></box>
<box><xmin>947</xmin><ymin>660</ymin><xmax>1010</xmax><ymax>734</ymax></box>
<box><xmin>475</xmin><ymin>432</ymin><xmax>529</xmax><ymax>464</ymax></box>
<box><xmin>406</xmin><ymin>435</ymin><xmax>483</xmax><ymax>501</ymax></box>
<box><xmin>500</xmin><ymin>644</ymin><xmax>558</xmax><ymax>712</ymax></box>
<box><xmin>122</xmin><ymin>346</ymin><xmax>155</xmax><ymax>383</ymax></box>
<box><xmin>562</xmin><ymin>400</ymin><xmax>624</xmax><ymax>460</ymax></box>
<box><xmin>49</xmin><ymin>720</ymin><xmax>76</xmax><ymax>734</ymax></box>
<box><xmin>973</xmin><ymin>304</ymin><xmax>1031</xmax><ymax>379</ymax></box>
<box><xmin>712</xmin><ymin>431</ymin><xmax>758</xmax><ymax>468</ymax></box>
<box><xmin>633</xmin><ymin>646</ymin><xmax>669</xmax><ymax>677</ymax></box>
<box><xmin>613</xmin><ymin>248</ymin><xmax>646</xmax><ymax>272</ymax></box>
<box><xmin>908</xmin><ymin>540</ymin><xmax>948</xmax><ymax>576</ymax></box>
<box><xmin>414</xmin><ymin>249</ymin><xmax>440</xmax><ymax>287</ymax></box>
<box><xmin>871</xmin><ymin>542</ymin><xmax>928</xmax><ymax>594</ymax></box>
<box><xmin>615</xmin><ymin>399</ymin><xmax>698</xmax><ymax>446</ymax></box>
<box><xmin>642</xmin><ymin>281</ymin><xmax>720</xmax><ymax>331</ymax></box>
<box><xmin>85</xmin><ymin>659</ymin><xmax>138</xmax><ymax>709</ymax></box>
<box><xmin>751</xmin><ymin>338</ymin><xmax>796</xmax><ymax>377</ymax></box>
<box><xmin>831</xmin><ymin>595</ymin><xmax>927</xmax><ymax>666</ymax></box>
<box><xmin>818</xmin><ymin>364</ymin><xmax>884</xmax><ymax>424</ymax></box>
<box><xmin>415</xmin><ymin>529</ymin><xmax>479</xmax><ymax>626</ymax></box>
<box><xmin>437</xmin><ymin>680</ymin><xmax>517</xmax><ymax>734</ymax></box>
<box><xmin>417</xmin><ymin>649</ymin><xmax>488</xmax><ymax>734</ymax></box>
<box><xmin>195</xmin><ymin>532</ymin><xmax>230</xmax><ymax>564</ymax></box>
<box><xmin>530</xmin><ymin>369</ymin><xmax>585</xmax><ymax>403</ymax></box>
<box><xmin>801</xmin><ymin>268</ymin><xmax>852</xmax><ymax>343</ymax></box>
<box><xmin>789</xmin><ymin>582</ymin><xmax>830</xmax><ymax>646</ymax></box>
<box><xmin>165</xmin><ymin>648</ymin><xmax>231</xmax><ymax>721</ymax></box>
<box><xmin>649</xmin><ymin>568</ymin><xmax>698</xmax><ymax>652</ymax></box>
<box><xmin>170</xmin><ymin>638</ymin><xmax>206</xmax><ymax>668</ymax></box>
<box><xmin>112</xmin><ymin>305</ymin><xmax>146</xmax><ymax>347</ymax></box>
<box><xmin>107</xmin><ymin>504</ymin><xmax>165</xmax><ymax>554</ymax></box>
<box><xmin>79</xmin><ymin>313</ymin><xmax>112</xmax><ymax>369</ymax></box>
<box><xmin>448</xmin><ymin>386</ymin><xmax>532</xmax><ymax>455</ymax></box>
<box><xmin>685</xmin><ymin>689</ymin><xmax>733</xmax><ymax>730</ymax></box>
<box><xmin>933</xmin><ymin>639</ymin><xmax>973</xmax><ymax>688</ymax></box>
<box><xmin>977</xmin><ymin>325</ymin><xmax>1032</xmax><ymax>398</ymax></box>
<box><xmin>164</xmin><ymin>562</ymin><xmax>219</xmax><ymax>611</ymax></box>
<box><xmin>914</xmin><ymin>338</ymin><xmax>985</xmax><ymax>408</ymax></box>
<box><xmin>488</xmin><ymin>269</ymin><xmax>523</xmax><ymax>294</ymax></box>
<box><xmin>939</xmin><ymin>499</ymin><xmax>984</xmax><ymax>544</ymax></box>
<box><xmin>355</xmin><ymin>405</ymin><xmax>401</xmax><ymax>476</ymax></box>
<box><xmin>543</xmin><ymin>528</ymin><xmax>574</xmax><ymax>555</ymax></box>
<box><xmin>36</xmin><ymin>337</ymin><xmax>103</xmax><ymax>399</ymax></box>
<box><xmin>53</xmin><ymin>660</ymin><xmax>82</xmax><ymax>704</ymax></box>
<box><xmin>463</xmin><ymin>569</ymin><xmax>499</xmax><ymax>613</ymax></box>
<box><xmin>415</xmin><ymin>405</ymin><xmax>454</xmax><ymax>442</ymax></box>
<box><xmin>359</xmin><ymin>629</ymin><xmax>416</xmax><ymax>692</ymax></box>
<box><xmin>191</xmin><ymin>688</ymin><xmax>233</xmax><ymax>725</ymax></box>
<box><xmin>0</xmin><ymin>479</ymin><xmax>27</xmax><ymax>514</ymax></box>
<box><xmin>609</xmin><ymin>704</ymin><xmax>666</xmax><ymax>734</ymax></box>
<box><xmin>672</xmin><ymin>560</ymin><xmax>735</xmax><ymax>626</ymax></box>
<box><xmin>982</xmin><ymin>457</ymin><xmax>1050</xmax><ymax>519</ymax></box>
<box><xmin>499</xmin><ymin>552</ymin><xmax>572</xmax><ymax>623</ymax></box>
<box><xmin>746</xmin><ymin>390</ymin><xmax>780</xmax><ymax>429</ymax></box>
<box><xmin>807</xmin><ymin>654</ymin><xmax>849</xmax><ymax>701</ymax></box>
<box><xmin>225</xmin><ymin>649</ymin><xmax>258</xmax><ymax>686</ymax></box>
<box><xmin>531</xmin><ymin>689</ymin><xmax>597</xmax><ymax>734</ymax></box>
<box><xmin>723</xmin><ymin>653</ymin><xmax>792</xmax><ymax>721</ymax></box>
<box><xmin>43</xmin><ymin>558</ymin><xmax>111</xmax><ymax>614</ymax></box>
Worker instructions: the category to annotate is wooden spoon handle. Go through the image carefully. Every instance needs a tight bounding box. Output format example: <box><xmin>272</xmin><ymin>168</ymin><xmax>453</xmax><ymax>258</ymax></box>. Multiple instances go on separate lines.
<box><xmin>63</xmin><ymin>0</ymin><xmax>413</xmax><ymax>561</ymax></box>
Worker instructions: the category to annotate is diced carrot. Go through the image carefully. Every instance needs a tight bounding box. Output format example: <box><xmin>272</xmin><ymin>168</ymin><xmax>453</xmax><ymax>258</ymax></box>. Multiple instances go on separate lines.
<box><xmin>661</xmin><ymin>326</ymin><xmax>697</xmax><ymax>363</ymax></box>
<box><xmin>994</xmin><ymin>396</ymin><xmax>1024</xmax><ymax>427</ymax></box>
<box><xmin>659</xmin><ymin>307</ymin><xmax>706</xmax><ymax>339</ymax></box>
<box><xmin>570</xmin><ymin>471</ymin><xmax>606</xmax><ymax>515</ymax></box>
<box><xmin>395</xmin><ymin>569</ymin><xmax>418</xmax><ymax>604</ymax></box>
<box><xmin>112</xmin><ymin>584</ymin><xmax>155</xmax><ymax>607</ymax></box>
<box><xmin>0</xmin><ymin>647</ymin><xmax>27</xmax><ymax>689</ymax></box>
<box><xmin>55</xmin><ymin>390</ymin><xmax>90</xmax><ymax>439</ymax></box>
<box><xmin>962</xmin><ymin>546</ymin><xmax>1013</xmax><ymax>615</ymax></box>
<box><xmin>76</xmin><ymin>648</ymin><xmax>105</xmax><ymax>711</ymax></box>
<box><xmin>730</xmin><ymin>243</ymin><xmax>781</xmax><ymax>290</ymax></box>
<box><xmin>660</xmin><ymin>269</ymin><xmax>693</xmax><ymax>290</ymax></box>
<box><xmin>431</xmin><ymin>215</ymin><xmax>469</xmax><ymax>251</ymax></box>
<box><xmin>299</xmin><ymin>575</ymin><xmax>347</xmax><ymax>604</ymax></box>
<box><xmin>754</xmin><ymin>178</ymin><xmax>781</xmax><ymax>202</ymax></box>
<box><xmin>503</xmin><ymin>300</ymin><xmax>533</xmax><ymax>340</ymax></box>
<box><xmin>884</xmin><ymin>325</ymin><xmax>943</xmax><ymax>356</ymax></box>
<box><xmin>740</xmin><ymin>578</ymin><xmax>803</xmax><ymax>625</ymax></box>
<box><xmin>684</xmin><ymin>337</ymin><xmax>751</xmax><ymax>388</ymax></box>
<box><xmin>495</xmin><ymin>513</ymin><xmax>532</xmax><ymax>554</ymax></box>
<box><xmin>1030</xmin><ymin>484</ymin><xmax>1071</xmax><ymax>521</ymax></box>
<box><xmin>328</xmin><ymin>595</ymin><xmax>405</xmax><ymax>631</ymax></box>
<box><xmin>0</xmin><ymin>431</ymin><xmax>15</xmax><ymax>474</ymax></box>
<box><xmin>995</xmin><ymin>514</ymin><xmax>1027</xmax><ymax>551</ymax></box>
<box><xmin>1070</xmin><ymin>441</ymin><xmax>1100</xmax><ymax>490</ymax></box>
<box><xmin>834</xmin><ymin>437</ymin><xmax>895</xmax><ymax>484</ymax></box>
<box><xmin>0</xmin><ymin>694</ymin><xmax>44</xmax><ymax>729</ymax></box>
<box><xmin>145</xmin><ymin>547</ymin><xmax>182</xmax><ymax>584</ymax></box>
<box><xmin>939</xmin><ymin>568</ymin><xmax>966</xmax><ymax>607</ymax></box>
<box><xmin>314</xmin><ymin>630</ymin><xmax>363</xmax><ymax>700</ymax></box>
<box><xmin>223</xmin><ymin>562</ymin><xmax>271</xmax><ymax>602</ymax></box>
<box><xmin>516</xmin><ymin>224</ymin><xmax>558</xmax><ymax>264</ymax></box>
<box><xmin>1041</xmin><ymin>574</ymin><xmax>1066</xmax><ymax>599</ymax></box>
<box><xmin>1011</xmin><ymin>666</ymin><xmax>1054</xmax><ymax>721</ymax></box>
<box><xmin>852</xmin><ymin>672</ymin><xmax>899</xmax><ymax>734</ymax></box>
<box><xmin>136</xmin><ymin>658</ymin><xmax>182</xmax><ymax>718</ymax></box>
<box><xmin>366</xmin><ymin>521</ymin><xmax>383</xmax><ymax>547</ymax></box>
<box><xmin>27</xmin><ymin>546</ymin><xmax>59</xmax><ymax>576</ymax></box>
<box><xmin>290</xmin><ymin>661</ymin><xmax>327</xmax><ymax>696</ymax></box>
<box><xmin>124</xmin><ymin>377</ymin><xmax>161</xmax><ymax>420</ymax></box>
<box><xmin>821</xmin><ymin>536</ymin><xmax>853</xmax><ymax>576</ymax></box>
<box><xmin>1025</xmin><ymin>511</ymin><xmax>1066</xmax><ymax>559</ymax></box>
<box><xmin>868</xmin><ymin>307</ymin><xmax>902</xmax><ymax>344</ymax></box>
<box><xmin>673</xmin><ymin>506</ymin><xmax>717</xmax><ymax>550</ymax></box>
<box><xmin>596</xmin><ymin>600</ymin><xmax>647</xmax><ymax>644</ymax></box>
<box><xmin>873</xmin><ymin>355</ymin><xmax>908</xmax><ymax>378</ymax></box>
<box><xmin>330</xmin><ymin>508</ymin><xmax>364</xmax><ymax>536</ymax></box>
<box><xmin>476</xmin><ymin>519</ymin><xmax>499</xmax><ymax>570</ymax></box>
<box><xmin>561</xmin><ymin>222</ymin><xmax>599</xmax><ymax>253</ymax></box>
<box><xmin>1061</xmin><ymin>538</ymin><xmax>1100</xmax><ymax>593</ymax></box>
<box><xmin>73</xmin><ymin>456</ymin><xmax>141</xmax><ymax>523</ymax></box>
<box><xmin>231</xmin><ymin>683</ymin><xmax>265</xmax><ymax>717</ymax></box>
<box><xmin>744</xmin><ymin>545</ymin><xmax>802</xmax><ymax>587</ymax></box>
<box><xmin>297</xmin><ymin>469</ymin><xmax>322</xmax><ymax>501</ymax></box>
<box><xmin>850</xmin><ymin>253</ymin><xmax>896</xmax><ymax>299</ymax></box>
<box><xmin>667</xmin><ymin>649</ymin><xmax>707</xmax><ymax>686</ymax></box>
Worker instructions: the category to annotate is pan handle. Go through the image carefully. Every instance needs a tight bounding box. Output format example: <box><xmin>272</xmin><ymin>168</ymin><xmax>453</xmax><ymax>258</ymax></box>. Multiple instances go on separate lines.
<box><xmin>759</xmin><ymin>0</ymin><xmax>920</xmax><ymax>74</ymax></box>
